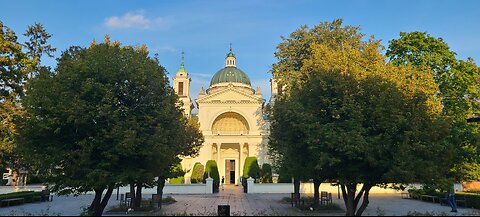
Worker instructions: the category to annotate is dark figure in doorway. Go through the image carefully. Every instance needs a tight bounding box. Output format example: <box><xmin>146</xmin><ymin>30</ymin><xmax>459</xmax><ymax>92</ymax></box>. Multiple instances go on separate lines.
<box><xmin>221</xmin><ymin>176</ymin><xmax>225</xmax><ymax>191</ymax></box>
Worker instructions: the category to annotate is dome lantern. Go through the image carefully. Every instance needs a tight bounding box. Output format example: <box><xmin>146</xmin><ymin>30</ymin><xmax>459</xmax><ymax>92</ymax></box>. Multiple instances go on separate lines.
<box><xmin>225</xmin><ymin>44</ymin><xmax>236</xmax><ymax>67</ymax></box>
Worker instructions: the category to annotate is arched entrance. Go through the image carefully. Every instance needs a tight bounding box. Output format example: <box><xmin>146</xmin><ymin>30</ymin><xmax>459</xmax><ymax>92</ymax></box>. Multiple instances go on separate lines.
<box><xmin>211</xmin><ymin>112</ymin><xmax>250</xmax><ymax>186</ymax></box>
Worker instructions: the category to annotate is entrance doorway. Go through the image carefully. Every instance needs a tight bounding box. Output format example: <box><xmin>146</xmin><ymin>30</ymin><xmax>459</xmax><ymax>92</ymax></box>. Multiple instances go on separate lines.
<box><xmin>225</xmin><ymin>160</ymin><xmax>236</xmax><ymax>184</ymax></box>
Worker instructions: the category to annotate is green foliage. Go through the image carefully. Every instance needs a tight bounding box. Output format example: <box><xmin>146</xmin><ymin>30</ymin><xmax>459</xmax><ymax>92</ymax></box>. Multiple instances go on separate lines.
<box><xmin>270</xmin><ymin>20</ymin><xmax>453</xmax><ymax>216</ymax></box>
<box><xmin>243</xmin><ymin>157</ymin><xmax>261</xmax><ymax>180</ymax></box>
<box><xmin>387</xmin><ymin>31</ymin><xmax>480</xmax><ymax>183</ymax></box>
<box><xmin>23</xmin><ymin>23</ymin><xmax>56</xmax><ymax>61</ymax></box>
<box><xmin>260</xmin><ymin>163</ymin><xmax>272</xmax><ymax>183</ymax></box>
<box><xmin>456</xmin><ymin>192</ymin><xmax>480</xmax><ymax>209</ymax></box>
<box><xmin>0</xmin><ymin>191</ymin><xmax>42</xmax><ymax>201</ymax></box>
<box><xmin>16</xmin><ymin>37</ymin><xmax>202</xmax><ymax>215</ymax></box>
<box><xmin>278</xmin><ymin>175</ymin><xmax>292</xmax><ymax>183</ymax></box>
<box><xmin>168</xmin><ymin>164</ymin><xmax>185</xmax><ymax>184</ymax></box>
<box><xmin>0</xmin><ymin>21</ymin><xmax>36</xmax><ymax>171</ymax></box>
<box><xmin>191</xmin><ymin>162</ymin><xmax>204</xmax><ymax>184</ymax></box>
<box><xmin>203</xmin><ymin>160</ymin><xmax>220</xmax><ymax>192</ymax></box>
<box><xmin>0</xmin><ymin>21</ymin><xmax>35</xmax><ymax>98</ymax></box>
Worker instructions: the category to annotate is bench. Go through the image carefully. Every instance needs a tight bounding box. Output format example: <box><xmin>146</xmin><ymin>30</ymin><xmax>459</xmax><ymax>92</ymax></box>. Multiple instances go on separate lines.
<box><xmin>0</xmin><ymin>198</ymin><xmax>25</xmax><ymax>207</ymax></box>
<box><xmin>420</xmin><ymin>195</ymin><xmax>440</xmax><ymax>203</ymax></box>
<box><xmin>320</xmin><ymin>192</ymin><xmax>333</xmax><ymax>205</ymax></box>
<box><xmin>401</xmin><ymin>192</ymin><xmax>410</xmax><ymax>199</ymax></box>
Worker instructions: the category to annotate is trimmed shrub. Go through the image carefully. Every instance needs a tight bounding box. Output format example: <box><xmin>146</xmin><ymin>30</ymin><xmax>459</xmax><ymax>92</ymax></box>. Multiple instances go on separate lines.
<box><xmin>168</xmin><ymin>163</ymin><xmax>185</xmax><ymax>184</ymax></box>
<box><xmin>191</xmin><ymin>162</ymin><xmax>204</xmax><ymax>184</ymax></box>
<box><xmin>278</xmin><ymin>175</ymin><xmax>293</xmax><ymax>183</ymax></box>
<box><xmin>260</xmin><ymin>163</ymin><xmax>273</xmax><ymax>183</ymax></box>
<box><xmin>243</xmin><ymin>157</ymin><xmax>261</xmax><ymax>181</ymax></box>
<box><xmin>453</xmin><ymin>192</ymin><xmax>480</xmax><ymax>209</ymax></box>
<box><xmin>0</xmin><ymin>191</ymin><xmax>43</xmax><ymax>203</ymax></box>
<box><xmin>203</xmin><ymin>160</ymin><xmax>220</xmax><ymax>193</ymax></box>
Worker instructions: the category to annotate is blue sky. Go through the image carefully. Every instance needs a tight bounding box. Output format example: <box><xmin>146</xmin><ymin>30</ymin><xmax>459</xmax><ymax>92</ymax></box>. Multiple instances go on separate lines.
<box><xmin>2</xmin><ymin>0</ymin><xmax>480</xmax><ymax>102</ymax></box>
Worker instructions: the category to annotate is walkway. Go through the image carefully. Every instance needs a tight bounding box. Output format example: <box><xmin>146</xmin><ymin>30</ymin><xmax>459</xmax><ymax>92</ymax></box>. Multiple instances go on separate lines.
<box><xmin>1</xmin><ymin>184</ymin><xmax>479</xmax><ymax>216</ymax></box>
<box><xmin>158</xmin><ymin>185</ymin><xmax>300</xmax><ymax>216</ymax></box>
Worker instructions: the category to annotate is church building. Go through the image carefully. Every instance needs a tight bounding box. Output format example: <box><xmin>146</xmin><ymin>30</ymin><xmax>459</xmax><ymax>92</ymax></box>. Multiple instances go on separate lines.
<box><xmin>172</xmin><ymin>48</ymin><xmax>274</xmax><ymax>185</ymax></box>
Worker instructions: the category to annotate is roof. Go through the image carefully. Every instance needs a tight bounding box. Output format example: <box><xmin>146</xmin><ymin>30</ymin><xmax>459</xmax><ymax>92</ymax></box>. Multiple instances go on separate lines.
<box><xmin>210</xmin><ymin>67</ymin><xmax>251</xmax><ymax>86</ymax></box>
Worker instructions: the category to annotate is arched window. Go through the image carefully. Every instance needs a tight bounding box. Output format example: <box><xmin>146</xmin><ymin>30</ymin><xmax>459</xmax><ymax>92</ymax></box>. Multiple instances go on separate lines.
<box><xmin>212</xmin><ymin>112</ymin><xmax>249</xmax><ymax>135</ymax></box>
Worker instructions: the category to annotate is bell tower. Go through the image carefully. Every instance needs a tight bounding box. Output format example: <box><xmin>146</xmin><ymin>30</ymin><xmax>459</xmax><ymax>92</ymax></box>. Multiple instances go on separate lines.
<box><xmin>173</xmin><ymin>51</ymin><xmax>193</xmax><ymax>117</ymax></box>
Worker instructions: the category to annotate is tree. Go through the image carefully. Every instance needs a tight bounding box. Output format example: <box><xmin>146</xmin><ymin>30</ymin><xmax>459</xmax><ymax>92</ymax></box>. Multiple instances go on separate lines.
<box><xmin>203</xmin><ymin>160</ymin><xmax>220</xmax><ymax>193</ymax></box>
<box><xmin>154</xmin><ymin>117</ymin><xmax>203</xmax><ymax>209</ymax></box>
<box><xmin>0</xmin><ymin>21</ymin><xmax>36</xmax><ymax>177</ymax></box>
<box><xmin>17</xmin><ymin>37</ymin><xmax>195</xmax><ymax>216</ymax></box>
<box><xmin>191</xmin><ymin>162</ymin><xmax>204</xmax><ymax>184</ymax></box>
<box><xmin>386</xmin><ymin>32</ymin><xmax>480</xmax><ymax>183</ymax></box>
<box><xmin>23</xmin><ymin>22</ymin><xmax>56</xmax><ymax>77</ymax></box>
<box><xmin>386</xmin><ymin>31</ymin><xmax>480</xmax><ymax>119</ymax></box>
<box><xmin>269</xmin><ymin>20</ymin><xmax>454</xmax><ymax>215</ymax></box>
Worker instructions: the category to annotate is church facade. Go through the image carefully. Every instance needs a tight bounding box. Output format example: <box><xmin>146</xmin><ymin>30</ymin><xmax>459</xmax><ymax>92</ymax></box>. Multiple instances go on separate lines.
<box><xmin>172</xmin><ymin>48</ymin><xmax>276</xmax><ymax>185</ymax></box>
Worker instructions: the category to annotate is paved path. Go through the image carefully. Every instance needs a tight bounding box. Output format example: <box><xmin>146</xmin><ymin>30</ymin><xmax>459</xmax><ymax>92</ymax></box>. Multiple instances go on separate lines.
<box><xmin>1</xmin><ymin>184</ymin><xmax>479</xmax><ymax>216</ymax></box>
<box><xmin>158</xmin><ymin>185</ymin><xmax>301</xmax><ymax>216</ymax></box>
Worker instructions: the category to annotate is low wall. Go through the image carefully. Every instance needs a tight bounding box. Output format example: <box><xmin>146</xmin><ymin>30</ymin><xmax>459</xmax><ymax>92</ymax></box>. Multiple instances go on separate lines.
<box><xmin>247</xmin><ymin>180</ymin><xmax>463</xmax><ymax>194</ymax></box>
<box><xmin>163</xmin><ymin>177</ymin><xmax>214</xmax><ymax>194</ymax></box>
<box><xmin>163</xmin><ymin>184</ymin><xmax>210</xmax><ymax>194</ymax></box>
<box><xmin>247</xmin><ymin>183</ymin><xmax>294</xmax><ymax>194</ymax></box>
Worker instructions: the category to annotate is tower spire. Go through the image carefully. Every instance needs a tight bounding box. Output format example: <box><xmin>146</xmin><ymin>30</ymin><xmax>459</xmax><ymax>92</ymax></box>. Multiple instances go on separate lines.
<box><xmin>177</xmin><ymin>51</ymin><xmax>187</xmax><ymax>73</ymax></box>
<box><xmin>181</xmin><ymin>50</ymin><xmax>185</xmax><ymax>67</ymax></box>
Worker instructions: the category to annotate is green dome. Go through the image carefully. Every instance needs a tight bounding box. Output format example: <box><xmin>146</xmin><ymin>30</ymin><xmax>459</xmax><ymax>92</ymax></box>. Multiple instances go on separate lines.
<box><xmin>210</xmin><ymin>67</ymin><xmax>251</xmax><ymax>86</ymax></box>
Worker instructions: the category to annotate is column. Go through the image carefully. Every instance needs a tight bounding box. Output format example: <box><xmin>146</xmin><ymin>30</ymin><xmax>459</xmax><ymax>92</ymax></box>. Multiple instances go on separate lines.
<box><xmin>217</xmin><ymin>143</ymin><xmax>221</xmax><ymax>179</ymax></box>
<box><xmin>240</xmin><ymin>144</ymin><xmax>243</xmax><ymax>178</ymax></box>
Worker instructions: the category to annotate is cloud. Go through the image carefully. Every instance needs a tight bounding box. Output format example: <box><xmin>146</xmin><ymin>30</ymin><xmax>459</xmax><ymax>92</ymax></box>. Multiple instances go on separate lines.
<box><xmin>104</xmin><ymin>11</ymin><xmax>169</xmax><ymax>30</ymax></box>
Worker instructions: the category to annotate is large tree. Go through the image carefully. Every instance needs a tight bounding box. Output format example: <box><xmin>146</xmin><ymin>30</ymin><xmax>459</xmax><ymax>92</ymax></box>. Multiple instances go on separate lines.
<box><xmin>0</xmin><ymin>21</ymin><xmax>36</xmax><ymax>173</ymax></box>
<box><xmin>17</xmin><ymin>37</ymin><xmax>199</xmax><ymax>216</ymax></box>
<box><xmin>387</xmin><ymin>32</ymin><xmax>480</xmax><ymax>182</ymax></box>
<box><xmin>269</xmin><ymin>19</ymin><xmax>454</xmax><ymax>216</ymax></box>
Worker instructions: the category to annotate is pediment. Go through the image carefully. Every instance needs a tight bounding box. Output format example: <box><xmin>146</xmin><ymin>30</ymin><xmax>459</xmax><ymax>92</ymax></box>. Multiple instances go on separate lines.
<box><xmin>197</xmin><ymin>87</ymin><xmax>262</xmax><ymax>104</ymax></box>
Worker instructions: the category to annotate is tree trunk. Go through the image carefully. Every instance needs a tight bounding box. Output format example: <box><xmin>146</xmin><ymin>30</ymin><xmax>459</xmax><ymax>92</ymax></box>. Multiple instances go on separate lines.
<box><xmin>355</xmin><ymin>185</ymin><xmax>372</xmax><ymax>216</ymax></box>
<box><xmin>342</xmin><ymin>183</ymin><xmax>357</xmax><ymax>216</ymax></box>
<box><xmin>293</xmin><ymin>178</ymin><xmax>300</xmax><ymax>194</ymax></box>
<box><xmin>89</xmin><ymin>188</ymin><xmax>104</xmax><ymax>216</ymax></box>
<box><xmin>129</xmin><ymin>182</ymin><xmax>136</xmax><ymax>209</ymax></box>
<box><xmin>341</xmin><ymin>183</ymin><xmax>373</xmax><ymax>216</ymax></box>
<box><xmin>88</xmin><ymin>187</ymin><xmax>114</xmax><ymax>216</ymax></box>
<box><xmin>133</xmin><ymin>181</ymin><xmax>142</xmax><ymax>209</ymax></box>
<box><xmin>313</xmin><ymin>179</ymin><xmax>321</xmax><ymax>208</ymax></box>
<box><xmin>157</xmin><ymin>177</ymin><xmax>166</xmax><ymax>209</ymax></box>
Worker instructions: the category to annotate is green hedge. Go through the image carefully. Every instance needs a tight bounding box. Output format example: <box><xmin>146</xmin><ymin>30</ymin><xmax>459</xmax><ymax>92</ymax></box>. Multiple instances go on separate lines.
<box><xmin>169</xmin><ymin>164</ymin><xmax>185</xmax><ymax>184</ymax></box>
<box><xmin>278</xmin><ymin>175</ymin><xmax>292</xmax><ymax>183</ymax></box>
<box><xmin>260</xmin><ymin>163</ymin><xmax>272</xmax><ymax>183</ymax></box>
<box><xmin>456</xmin><ymin>192</ymin><xmax>480</xmax><ymax>209</ymax></box>
<box><xmin>191</xmin><ymin>162</ymin><xmax>204</xmax><ymax>184</ymax></box>
<box><xmin>243</xmin><ymin>157</ymin><xmax>261</xmax><ymax>180</ymax></box>
<box><xmin>0</xmin><ymin>191</ymin><xmax>43</xmax><ymax>203</ymax></box>
<box><xmin>203</xmin><ymin>160</ymin><xmax>220</xmax><ymax>193</ymax></box>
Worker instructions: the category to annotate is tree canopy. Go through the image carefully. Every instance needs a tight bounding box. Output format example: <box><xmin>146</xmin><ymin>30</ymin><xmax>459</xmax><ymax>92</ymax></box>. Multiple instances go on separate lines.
<box><xmin>269</xmin><ymin>19</ymin><xmax>454</xmax><ymax>216</ymax></box>
<box><xmin>17</xmin><ymin>37</ymin><xmax>202</xmax><ymax>215</ymax></box>
<box><xmin>387</xmin><ymin>31</ymin><xmax>480</xmax><ymax>182</ymax></box>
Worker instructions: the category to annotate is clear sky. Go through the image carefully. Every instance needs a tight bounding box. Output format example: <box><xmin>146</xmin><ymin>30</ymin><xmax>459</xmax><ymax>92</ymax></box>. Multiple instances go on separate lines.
<box><xmin>2</xmin><ymin>0</ymin><xmax>480</xmax><ymax>102</ymax></box>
